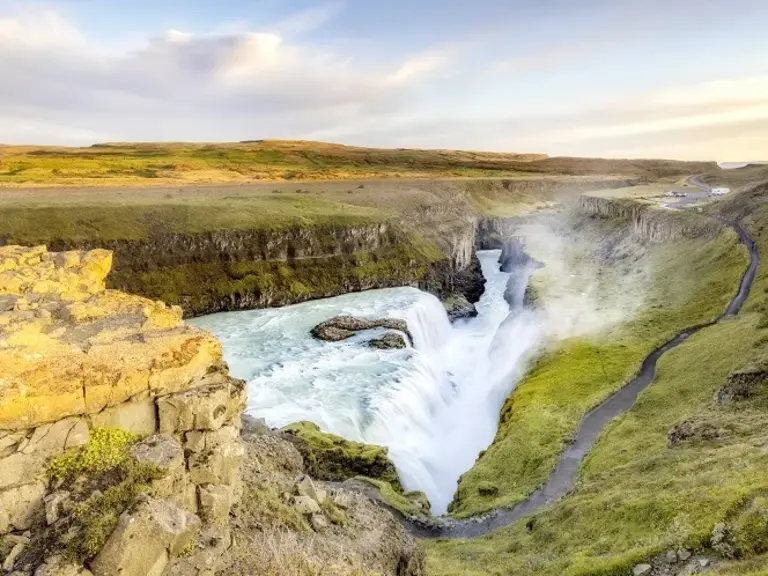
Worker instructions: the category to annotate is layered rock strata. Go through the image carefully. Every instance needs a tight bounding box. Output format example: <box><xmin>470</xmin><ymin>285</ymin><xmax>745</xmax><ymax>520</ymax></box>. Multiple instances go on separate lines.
<box><xmin>0</xmin><ymin>245</ymin><xmax>246</xmax><ymax>576</ymax></box>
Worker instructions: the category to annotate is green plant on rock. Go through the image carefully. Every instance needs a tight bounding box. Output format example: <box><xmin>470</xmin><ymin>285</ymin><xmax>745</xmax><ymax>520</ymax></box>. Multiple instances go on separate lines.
<box><xmin>237</xmin><ymin>484</ymin><xmax>310</xmax><ymax>533</ymax></box>
<box><xmin>47</xmin><ymin>428</ymin><xmax>137</xmax><ymax>484</ymax></box>
<box><xmin>320</xmin><ymin>498</ymin><xmax>347</xmax><ymax>526</ymax></box>
<box><xmin>730</xmin><ymin>497</ymin><xmax>768</xmax><ymax>558</ymax></box>
<box><xmin>64</xmin><ymin>462</ymin><xmax>162</xmax><ymax>560</ymax></box>
<box><xmin>44</xmin><ymin>429</ymin><xmax>163</xmax><ymax>561</ymax></box>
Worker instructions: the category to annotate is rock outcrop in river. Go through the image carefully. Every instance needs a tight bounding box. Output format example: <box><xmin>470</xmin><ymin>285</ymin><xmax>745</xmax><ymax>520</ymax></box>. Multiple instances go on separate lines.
<box><xmin>311</xmin><ymin>315</ymin><xmax>412</xmax><ymax>343</ymax></box>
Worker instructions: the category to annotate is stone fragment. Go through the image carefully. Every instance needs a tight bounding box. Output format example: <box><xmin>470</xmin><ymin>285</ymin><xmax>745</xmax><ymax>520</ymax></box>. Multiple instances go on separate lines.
<box><xmin>131</xmin><ymin>434</ymin><xmax>184</xmax><ymax>473</ymax></box>
<box><xmin>678</xmin><ymin>549</ymin><xmax>692</xmax><ymax>561</ymax></box>
<box><xmin>699</xmin><ymin>559</ymin><xmax>711</xmax><ymax>568</ymax></box>
<box><xmin>632</xmin><ymin>565</ymin><xmax>652</xmax><ymax>576</ymax></box>
<box><xmin>292</xmin><ymin>495</ymin><xmax>321</xmax><ymax>515</ymax></box>
<box><xmin>331</xmin><ymin>491</ymin><xmax>356</xmax><ymax>510</ymax></box>
<box><xmin>2</xmin><ymin>540</ymin><xmax>27</xmax><ymax>572</ymax></box>
<box><xmin>33</xmin><ymin>554</ymin><xmax>93</xmax><ymax>576</ymax></box>
<box><xmin>187</xmin><ymin>438</ymin><xmax>244</xmax><ymax>486</ymax></box>
<box><xmin>91</xmin><ymin>398</ymin><xmax>157</xmax><ymax>437</ymax></box>
<box><xmin>665</xmin><ymin>550</ymin><xmax>678</xmax><ymax>563</ymax></box>
<box><xmin>90</xmin><ymin>497</ymin><xmax>201</xmax><ymax>576</ymax></box>
<box><xmin>240</xmin><ymin>415</ymin><xmax>271</xmax><ymax>437</ymax></box>
<box><xmin>44</xmin><ymin>491</ymin><xmax>70</xmax><ymax>526</ymax></box>
<box><xmin>197</xmin><ymin>485</ymin><xmax>232</xmax><ymax>525</ymax></box>
<box><xmin>0</xmin><ymin>482</ymin><xmax>46</xmax><ymax>533</ymax></box>
<box><xmin>310</xmin><ymin>513</ymin><xmax>330</xmax><ymax>532</ymax></box>
<box><xmin>295</xmin><ymin>475</ymin><xmax>326</xmax><ymax>504</ymax></box>
<box><xmin>157</xmin><ymin>380</ymin><xmax>246</xmax><ymax>433</ymax></box>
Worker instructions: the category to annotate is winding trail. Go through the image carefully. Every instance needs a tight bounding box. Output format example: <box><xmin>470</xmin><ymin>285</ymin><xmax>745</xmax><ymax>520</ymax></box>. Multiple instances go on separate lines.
<box><xmin>396</xmin><ymin>207</ymin><xmax>759</xmax><ymax>540</ymax></box>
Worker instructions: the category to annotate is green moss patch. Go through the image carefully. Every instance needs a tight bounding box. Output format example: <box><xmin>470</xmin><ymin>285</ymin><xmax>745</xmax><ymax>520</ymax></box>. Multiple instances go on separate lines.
<box><xmin>281</xmin><ymin>422</ymin><xmax>403</xmax><ymax>491</ymax></box>
<box><xmin>354</xmin><ymin>478</ymin><xmax>432</xmax><ymax>518</ymax></box>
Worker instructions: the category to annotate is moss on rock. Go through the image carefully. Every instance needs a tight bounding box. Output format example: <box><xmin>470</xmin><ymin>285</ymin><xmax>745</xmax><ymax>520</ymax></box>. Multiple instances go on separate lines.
<box><xmin>281</xmin><ymin>422</ymin><xmax>403</xmax><ymax>491</ymax></box>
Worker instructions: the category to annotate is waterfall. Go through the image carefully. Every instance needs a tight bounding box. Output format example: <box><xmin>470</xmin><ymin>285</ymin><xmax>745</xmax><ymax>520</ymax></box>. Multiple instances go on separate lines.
<box><xmin>192</xmin><ymin>250</ymin><xmax>543</xmax><ymax>515</ymax></box>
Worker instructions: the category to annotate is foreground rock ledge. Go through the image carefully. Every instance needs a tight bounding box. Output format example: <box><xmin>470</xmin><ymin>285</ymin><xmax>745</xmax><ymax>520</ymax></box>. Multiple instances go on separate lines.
<box><xmin>0</xmin><ymin>245</ymin><xmax>245</xmax><ymax>575</ymax></box>
<box><xmin>0</xmin><ymin>245</ymin><xmax>426</xmax><ymax>576</ymax></box>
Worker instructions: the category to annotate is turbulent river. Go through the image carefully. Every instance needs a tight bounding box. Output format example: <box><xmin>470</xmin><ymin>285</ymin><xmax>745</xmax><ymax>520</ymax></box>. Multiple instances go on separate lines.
<box><xmin>192</xmin><ymin>250</ymin><xmax>541</xmax><ymax>513</ymax></box>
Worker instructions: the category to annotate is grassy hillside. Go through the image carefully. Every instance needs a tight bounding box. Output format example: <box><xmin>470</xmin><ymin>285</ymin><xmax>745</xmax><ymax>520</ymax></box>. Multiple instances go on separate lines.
<box><xmin>0</xmin><ymin>176</ymin><xmax>640</xmax><ymax>316</ymax></box>
<box><xmin>449</xmin><ymin>220</ymin><xmax>748</xmax><ymax>518</ymax></box>
<box><xmin>428</xmin><ymin>185</ymin><xmax>768</xmax><ymax>575</ymax></box>
<box><xmin>0</xmin><ymin>140</ymin><xmax>717</xmax><ymax>187</ymax></box>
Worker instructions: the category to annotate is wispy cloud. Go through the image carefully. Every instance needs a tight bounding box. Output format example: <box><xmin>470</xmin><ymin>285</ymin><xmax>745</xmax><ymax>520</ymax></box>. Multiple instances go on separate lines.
<box><xmin>0</xmin><ymin>4</ymin><xmax>452</xmax><ymax>144</ymax></box>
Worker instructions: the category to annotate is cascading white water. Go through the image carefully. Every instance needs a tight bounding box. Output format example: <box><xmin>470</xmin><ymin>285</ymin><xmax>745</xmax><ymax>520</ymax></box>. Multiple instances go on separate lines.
<box><xmin>192</xmin><ymin>250</ymin><xmax>542</xmax><ymax>514</ymax></box>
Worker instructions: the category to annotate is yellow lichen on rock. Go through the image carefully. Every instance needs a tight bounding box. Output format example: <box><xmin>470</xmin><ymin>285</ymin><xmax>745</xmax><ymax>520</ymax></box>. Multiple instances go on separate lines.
<box><xmin>0</xmin><ymin>245</ymin><xmax>222</xmax><ymax>429</ymax></box>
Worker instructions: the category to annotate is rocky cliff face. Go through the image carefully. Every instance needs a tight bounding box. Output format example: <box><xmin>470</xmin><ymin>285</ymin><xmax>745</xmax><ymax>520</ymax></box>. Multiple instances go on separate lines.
<box><xmin>579</xmin><ymin>195</ymin><xmax>722</xmax><ymax>242</ymax></box>
<box><xmin>0</xmin><ymin>244</ymin><xmax>245</xmax><ymax>576</ymax></box>
<box><xmin>0</xmin><ymin>245</ymin><xmax>425</xmax><ymax>576</ymax></box>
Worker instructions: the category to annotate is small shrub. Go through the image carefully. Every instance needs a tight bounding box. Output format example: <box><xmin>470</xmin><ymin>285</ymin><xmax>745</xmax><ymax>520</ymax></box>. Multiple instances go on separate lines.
<box><xmin>238</xmin><ymin>485</ymin><xmax>310</xmax><ymax>533</ymax></box>
<box><xmin>477</xmin><ymin>482</ymin><xmax>499</xmax><ymax>497</ymax></box>
<box><xmin>65</xmin><ymin>462</ymin><xmax>161</xmax><ymax>559</ymax></box>
<box><xmin>48</xmin><ymin>429</ymin><xmax>137</xmax><ymax>484</ymax></box>
<box><xmin>320</xmin><ymin>498</ymin><xmax>346</xmax><ymax>526</ymax></box>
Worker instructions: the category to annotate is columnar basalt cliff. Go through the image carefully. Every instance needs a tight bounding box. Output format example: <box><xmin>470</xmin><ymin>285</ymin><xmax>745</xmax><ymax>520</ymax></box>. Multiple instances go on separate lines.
<box><xmin>578</xmin><ymin>195</ymin><xmax>722</xmax><ymax>242</ymax></box>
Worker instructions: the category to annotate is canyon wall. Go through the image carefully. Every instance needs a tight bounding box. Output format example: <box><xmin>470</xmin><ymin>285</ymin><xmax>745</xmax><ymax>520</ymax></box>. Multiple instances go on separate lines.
<box><xmin>579</xmin><ymin>195</ymin><xmax>723</xmax><ymax>242</ymax></box>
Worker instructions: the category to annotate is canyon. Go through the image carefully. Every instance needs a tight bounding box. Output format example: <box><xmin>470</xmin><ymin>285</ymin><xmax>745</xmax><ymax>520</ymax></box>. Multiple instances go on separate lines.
<box><xmin>2</xmin><ymin>147</ymin><xmax>768</xmax><ymax>576</ymax></box>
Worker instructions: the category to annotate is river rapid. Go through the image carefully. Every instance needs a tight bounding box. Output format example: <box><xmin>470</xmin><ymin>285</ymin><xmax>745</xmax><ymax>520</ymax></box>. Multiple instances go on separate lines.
<box><xmin>192</xmin><ymin>250</ymin><xmax>541</xmax><ymax>514</ymax></box>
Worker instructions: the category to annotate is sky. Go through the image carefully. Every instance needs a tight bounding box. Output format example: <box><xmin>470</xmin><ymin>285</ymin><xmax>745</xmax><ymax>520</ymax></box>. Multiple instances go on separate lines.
<box><xmin>1</xmin><ymin>0</ymin><xmax>767</xmax><ymax>160</ymax></box>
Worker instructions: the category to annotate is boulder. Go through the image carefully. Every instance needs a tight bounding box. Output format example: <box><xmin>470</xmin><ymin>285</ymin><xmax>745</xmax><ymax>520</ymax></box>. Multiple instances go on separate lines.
<box><xmin>0</xmin><ymin>482</ymin><xmax>46</xmax><ymax>533</ymax></box>
<box><xmin>188</xmin><ymin>438</ymin><xmax>244</xmax><ymax>486</ymax></box>
<box><xmin>310</xmin><ymin>514</ymin><xmax>330</xmax><ymax>532</ymax></box>
<box><xmin>44</xmin><ymin>491</ymin><xmax>71</xmax><ymax>526</ymax></box>
<box><xmin>0</xmin><ymin>419</ymin><xmax>89</xmax><ymax>492</ymax></box>
<box><xmin>240</xmin><ymin>415</ymin><xmax>271</xmax><ymax>437</ymax></box>
<box><xmin>442</xmin><ymin>294</ymin><xmax>478</xmax><ymax>322</ymax></box>
<box><xmin>2</xmin><ymin>537</ymin><xmax>28</xmax><ymax>572</ymax></box>
<box><xmin>291</xmin><ymin>496</ymin><xmax>321</xmax><ymax>515</ymax></box>
<box><xmin>367</xmin><ymin>333</ymin><xmax>407</xmax><ymax>350</ymax></box>
<box><xmin>632</xmin><ymin>564</ymin><xmax>652</xmax><ymax>576</ymax></box>
<box><xmin>715</xmin><ymin>358</ymin><xmax>768</xmax><ymax>404</ymax></box>
<box><xmin>90</xmin><ymin>496</ymin><xmax>201</xmax><ymax>576</ymax></box>
<box><xmin>33</xmin><ymin>555</ymin><xmax>92</xmax><ymax>576</ymax></box>
<box><xmin>131</xmin><ymin>434</ymin><xmax>189</xmax><ymax>502</ymax></box>
<box><xmin>198</xmin><ymin>485</ymin><xmax>232</xmax><ymax>525</ymax></box>
<box><xmin>166</xmin><ymin>525</ymin><xmax>231</xmax><ymax>576</ymax></box>
<box><xmin>157</xmin><ymin>380</ymin><xmax>247</xmax><ymax>434</ymax></box>
<box><xmin>295</xmin><ymin>476</ymin><xmax>326</xmax><ymax>504</ymax></box>
<box><xmin>667</xmin><ymin>420</ymin><xmax>724</xmax><ymax>447</ymax></box>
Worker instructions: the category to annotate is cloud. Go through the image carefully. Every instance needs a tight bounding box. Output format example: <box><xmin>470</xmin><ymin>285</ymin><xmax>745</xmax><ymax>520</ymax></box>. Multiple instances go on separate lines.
<box><xmin>0</xmin><ymin>5</ymin><xmax>449</xmax><ymax>144</ymax></box>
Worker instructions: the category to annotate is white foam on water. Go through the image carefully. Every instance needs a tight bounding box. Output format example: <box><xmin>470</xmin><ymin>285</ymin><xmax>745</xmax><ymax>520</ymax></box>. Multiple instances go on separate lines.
<box><xmin>192</xmin><ymin>250</ymin><xmax>542</xmax><ymax>513</ymax></box>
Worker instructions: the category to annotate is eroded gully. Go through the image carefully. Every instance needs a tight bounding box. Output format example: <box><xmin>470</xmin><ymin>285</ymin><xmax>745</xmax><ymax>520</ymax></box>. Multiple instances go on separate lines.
<box><xmin>392</xmin><ymin>218</ymin><xmax>758</xmax><ymax>540</ymax></box>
